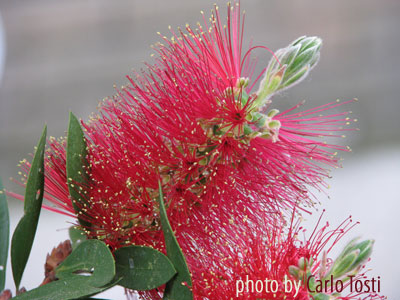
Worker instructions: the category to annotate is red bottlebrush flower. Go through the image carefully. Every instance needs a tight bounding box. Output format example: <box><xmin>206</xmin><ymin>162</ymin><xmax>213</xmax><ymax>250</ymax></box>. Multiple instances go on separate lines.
<box><xmin>181</xmin><ymin>212</ymin><xmax>385</xmax><ymax>300</ymax></box>
<box><xmin>81</xmin><ymin>3</ymin><xmax>354</xmax><ymax>245</ymax></box>
<box><xmin>8</xmin><ymin>137</ymin><xmax>74</xmax><ymax>217</ymax></box>
<box><xmin>7</xmin><ymin>3</ymin><xmax>385</xmax><ymax>300</ymax></box>
<box><xmin>8</xmin><ymin>2</ymin><xmax>356</xmax><ymax>251</ymax></box>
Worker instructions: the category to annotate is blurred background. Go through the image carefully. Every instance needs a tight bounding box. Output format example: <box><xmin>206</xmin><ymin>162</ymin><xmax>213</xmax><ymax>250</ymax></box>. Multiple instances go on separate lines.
<box><xmin>0</xmin><ymin>0</ymin><xmax>399</xmax><ymax>298</ymax></box>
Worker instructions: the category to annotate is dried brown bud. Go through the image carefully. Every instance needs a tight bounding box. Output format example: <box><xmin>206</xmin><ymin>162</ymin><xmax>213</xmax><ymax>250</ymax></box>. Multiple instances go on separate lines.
<box><xmin>0</xmin><ymin>290</ymin><xmax>12</xmax><ymax>300</ymax></box>
<box><xmin>41</xmin><ymin>240</ymin><xmax>72</xmax><ymax>286</ymax></box>
<box><xmin>16</xmin><ymin>287</ymin><xmax>26</xmax><ymax>295</ymax></box>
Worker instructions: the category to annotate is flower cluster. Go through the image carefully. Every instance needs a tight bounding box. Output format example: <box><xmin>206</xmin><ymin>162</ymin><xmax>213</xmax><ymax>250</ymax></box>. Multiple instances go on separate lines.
<box><xmin>185</xmin><ymin>212</ymin><xmax>384</xmax><ymax>300</ymax></box>
<box><xmin>10</xmin><ymin>2</ymin><xmax>384</xmax><ymax>300</ymax></box>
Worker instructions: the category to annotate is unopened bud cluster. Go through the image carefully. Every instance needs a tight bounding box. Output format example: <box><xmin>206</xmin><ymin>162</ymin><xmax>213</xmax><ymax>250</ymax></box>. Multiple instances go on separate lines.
<box><xmin>288</xmin><ymin>238</ymin><xmax>375</xmax><ymax>299</ymax></box>
<box><xmin>255</xmin><ymin>36</ymin><xmax>322</xmax><ymax>108</ymax></box>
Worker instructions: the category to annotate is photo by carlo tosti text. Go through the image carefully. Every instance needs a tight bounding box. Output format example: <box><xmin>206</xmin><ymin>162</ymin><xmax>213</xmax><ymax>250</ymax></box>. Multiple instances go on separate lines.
<box><xmin>236</xmin><ymin>274</ymin><xmax>381</xmax><ymax>297</ymax></box>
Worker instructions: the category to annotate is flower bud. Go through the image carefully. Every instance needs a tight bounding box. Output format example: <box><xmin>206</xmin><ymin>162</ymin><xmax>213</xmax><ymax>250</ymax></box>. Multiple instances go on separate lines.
<box><xmin>345</xmin><ymin>239</ymin><xmax>374</xmax><ymax>270</ymax></box>
<box><xmin>267</xmin><ymin>109</ymin><xmax>280</xmax><ymax>118</ymax></box>
<box><xmin>330</xmin><ymin>249</ymin><xmax>359</xmax><ymax>278</ymax></box>
<box><xmin>324</xmin><ymin>238</ymin><xmax>375</xmax><ymax>281</ymax></box>
<box><xmin>268</xmin><ymin>120</ymin><xmax>281</xmax><ymax>129</ymax></box>
<box><xmin>236</xmin><ymin>77</ymin><xmax>249</xmax><ymax>89</ymax></box>
<box><xmin>255</xmin><ymin>36</ymin><xmax>322</xmax><ymax>107</ymax></box>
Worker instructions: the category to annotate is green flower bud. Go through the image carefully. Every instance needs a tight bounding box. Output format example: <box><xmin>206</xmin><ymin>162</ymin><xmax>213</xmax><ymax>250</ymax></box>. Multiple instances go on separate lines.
<box><xmin>322</xmin><ymin>238</ymin><xmax>376</xmax><ymax>283</ymax></box>
<box><xmin>246</xmin><ymin>111</ymin><xmax>266</xmax><ymax>127</ymax></box>
<box><xmin>254</xmin><ymin>36</ymin><xmax>322</xmax><ymax>108</ymax></box>
<box><xmin>334</xmin><ymin>238</ymin><xmax>374</xmax><ymax>275</ymax></box>
<box><xmin>354</xmin><ymin>239</ymin><xmax>374</xmax><ymax>262</ymax></box>
<box><xmin>267</xmin><ymin>108</ymin><xmax>280</xmax><ymax>118</ymax></box>
<box><xmin>329</xmin><ymin>249</ymin><xmax>360</xmax><ymax>278</ymax></box>
<box><xmin>268</xmin><ymin>120</ymin><xmax>281</xmax><ymax>129</ymax></box>
<box><xmin>236</xmin><ymin>77</ymin><xmax>249</xmax><ymax>89</ymax></box>
<box><xmin>339</xmin><ymin>237</ymin><xmax>360</xmax><ymax>257</ymax></box>
<box><xmin>346</xmin><ymin>239</ymin><xmax>374</xmax><ymax>270</ymax></box>
<box><xmin>284</xmin><ymin>36</ymin><xmax>321</xmax><ymax>82</ymax></box>
<box><xmin>260</xmin><ymin>131</ymin><xmax>272</xmax><ymax>139</ymax></box>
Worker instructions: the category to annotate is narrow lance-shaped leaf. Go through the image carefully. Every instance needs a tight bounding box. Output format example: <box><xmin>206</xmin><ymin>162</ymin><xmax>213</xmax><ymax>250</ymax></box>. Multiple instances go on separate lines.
<box><xmin>14</xmin><ymin>240</ymin><xmax>116</xmax><ymax>300</ymax></box>
<box><xmin>66</xmin><ymin>112</ymin><xmax>91</xmax><ymax>227</ymax></box>
<box><xmin>11</xmin><ymin>125</ymin><xmax>47</xmax><ymax>289</ymax></box>
<box><xmin>158</xmin><ymin>181</ymin><xmax>193</xmax><ymax>300</ymax></box>
<box><xmin>115</xmin><ymin>245</ymin><xmax>176</xmax><ymax>290</ymax></box>
<box><xmin>0</xmin><ymin>178</ymin><xmax>10</xmax><ymax>291</ymax></box>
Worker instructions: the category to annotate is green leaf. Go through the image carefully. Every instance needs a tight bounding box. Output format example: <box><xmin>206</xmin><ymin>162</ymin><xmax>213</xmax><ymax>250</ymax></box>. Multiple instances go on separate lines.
<box><xmin>158</xmin><ymin>181</ymin><xmax>193</xmax><ymax>300</ymax></box>
<box><xmin>13</xmin><ymin>276</ymin><xmax>105</xmax><ymax>300</ymax></box>
<box><xmin>0</xmin><ymin>178</ymin><xmax>10</xmax><ymax>291</ymax></box>
<box><xmin>11</xmin><ymin>125</ymin><xmax>47</xmax><ymax>289</ymax></box>
<box><xmin>115</xmin><ymin>245</ymin><xmax>176</xmax><ymax>290</ymax></box>
<box><xmin>14</xmin><ymin>240</ymin><xmax>116</xmax><ymax>300</ymax></box>
<box><xmin>69</xmin><ymin>226</ymin><xmax>87</xmax><ymax>250</ymax></box>
<box><xmin>66</xmin><ymin>112</ymin><xmax>91</xmax><ymax>227</ymax></box>
<box><xmin>56</xmin><ymin>239</ymin><xmax>115</xmax><ymax>287</ymax></box>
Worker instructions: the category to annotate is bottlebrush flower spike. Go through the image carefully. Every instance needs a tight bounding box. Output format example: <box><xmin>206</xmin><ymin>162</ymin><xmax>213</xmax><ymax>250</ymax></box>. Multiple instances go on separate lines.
<box><xmin>6</xmin><ymin>2</ymin><xmax>383</xmax><ymax>299</ymax></box>
<box><xmin>183</xmin><ymin>212</ymin><xmax>385</xmax><ymax>300</ymax></box>
<box><xmin>12</xmin><ymin>1</ymin><xmax>355</xmax><ymax>254</ymax></box>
